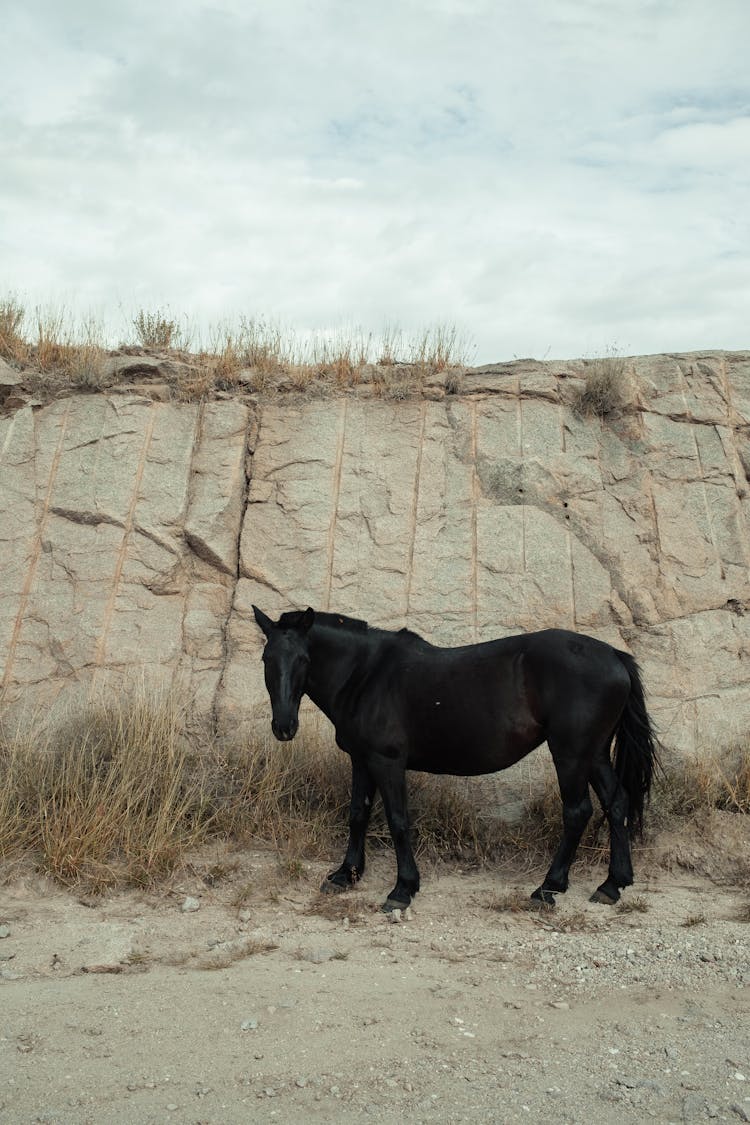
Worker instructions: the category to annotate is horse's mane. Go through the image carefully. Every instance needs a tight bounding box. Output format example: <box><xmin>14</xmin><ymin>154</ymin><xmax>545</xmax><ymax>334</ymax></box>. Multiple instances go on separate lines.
<box><xmin>277</xmin><ymin>609</ymin><xmax>425</xmax><ymax>642</ymax></box>
<box><xmin>278</xmin><ymin>609</ymin><xmax>368</xmax><ymax>633</ymax></box>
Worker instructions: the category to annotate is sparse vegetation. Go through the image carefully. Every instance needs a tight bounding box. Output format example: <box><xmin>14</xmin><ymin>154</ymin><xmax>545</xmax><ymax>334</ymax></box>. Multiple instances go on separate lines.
<box><xmin>654</xmin><ymin>743</ymin><xmax>750</xmax><ymax>818</ymax></box>
<box><xmin>132</xmin><ymin>308</ymin><xmax>181</xmax><ymax>349</ymax></box>
<box><xmin>0</xmin><ymin>689</ymin><xmax>211</xmax><ymax>891</ymax></box>
<box><xmin>0</xmin><ymin>301</ymin><xmax>469</xmax><ymax>405</ymax></box>
<box><xmin>0</xmin><ymin>294</ymin><xmax>26</xmax><ymax>362</ymax></box>
<box><xmin>616</xmin><ymin>895</ymin><xmax>649</xmax><ymax>914</ymax></box>
<box><xmin>572</xmin><ymin>352</ymin><xmax>630</xmax><ymax>419</ymax></box>
<box><xmin>1</xmin><ymin>689</ymin><xmax>747</xmax><ymax>894</ymax></box>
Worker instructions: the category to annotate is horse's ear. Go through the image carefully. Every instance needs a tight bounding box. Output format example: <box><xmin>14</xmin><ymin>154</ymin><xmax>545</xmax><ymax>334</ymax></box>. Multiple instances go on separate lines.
<box><xmin>252</xmin><ymin>605</ymin><xmax>274</xmax><ymax>637</ymax></box>
<box><xmin>300</xmin><ymin>607</ymin><xmax>315</xmax><ymax>633</ymax></box>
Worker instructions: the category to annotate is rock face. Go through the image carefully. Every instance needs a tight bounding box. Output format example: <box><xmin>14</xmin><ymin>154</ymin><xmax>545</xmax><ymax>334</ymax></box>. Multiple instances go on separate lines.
<box><xmin>1</xmin><ymin>352</ymin><xmax>749</xmax><ymax>759</ymax></box>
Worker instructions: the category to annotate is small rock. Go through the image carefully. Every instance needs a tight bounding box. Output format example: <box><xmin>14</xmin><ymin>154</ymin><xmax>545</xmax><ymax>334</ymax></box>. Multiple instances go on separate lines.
<box><xmin>303</xmin><ymin>948</ymin><xmax>335</xmax><ymax>964</ymax></box>
<box><xmin>240</xmin><ymin>1019</ymin><xmax>259</xmax><ymax>1031</ymax></box>
<box><xmin>181</xmin><ymin>896</ymin><xmax>201</xmax><ymax>913</ymax></box>
<box><xmin>166</xmin><ymin>1104</ymin><xmax>178</xmax><ymax>1112</ymax></box>
<box><xmin>0</xmin><ymin>925</ymin><xmax>10</xmax><ymax>939</ymax></box>
<box><xmin>295</xmin><ymin>1077</ymin><xmax>307</xmax><ymax>1088</ymax></box>
<box><xmin>731</xmin><ymin>1105</ymin><xmax>750</xmax><ymax>1123</ymax></box>
<box><xmin>238</xmin><ymin>909</ymin><xmax>252</xmax><ymax>923</ymax></box>
<box><xmin>682</xmin><ymin>1094</ymin><xmax>706</xmax><ymax>1121</ymax></box>
<box><xmin>550</xmin><ymin>1001</ymin><xmax>569</xmax><ymax>1010</ymax></box>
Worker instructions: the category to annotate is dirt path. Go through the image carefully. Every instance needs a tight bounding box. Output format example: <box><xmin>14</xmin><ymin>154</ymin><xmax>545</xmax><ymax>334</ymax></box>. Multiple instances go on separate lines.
<box><xmin>1</xmin><ymin>851</ymin><xmax>749</xmax><ymax>1124</ymax></box>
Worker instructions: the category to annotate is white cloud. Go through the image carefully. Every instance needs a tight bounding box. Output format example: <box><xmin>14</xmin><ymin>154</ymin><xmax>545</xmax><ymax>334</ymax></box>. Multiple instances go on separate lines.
<box><xmin>1</xmin><ymin>0</ymin><xmax>749</xmax><ymax>361</ymax></box>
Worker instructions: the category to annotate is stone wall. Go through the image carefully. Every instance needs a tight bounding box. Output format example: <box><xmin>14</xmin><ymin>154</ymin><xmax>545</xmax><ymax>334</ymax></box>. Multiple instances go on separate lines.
<box><xmin>1</xmin><ymin>351</ymin><xmax>749</xmax><ymax>756</ymax></box>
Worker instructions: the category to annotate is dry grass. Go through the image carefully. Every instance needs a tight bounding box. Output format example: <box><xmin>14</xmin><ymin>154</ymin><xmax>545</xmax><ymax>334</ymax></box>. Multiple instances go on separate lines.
<box><xmin>304</xmin><ymin>892</ymin><xmax>373</xmax><ymax>924</ymax></box>
<box><xmin>0</xmin><ymin>294</ymin><xmax>27</xmax><ymax>362</ymax></box>
<box><xmin>616</xmin><ymin>895</ymin><xmax>649</xmax><ymax>914</ymax></box>
<box><xmin>0</xmin><ymin>689</ymin><xmax>211</xmax><ymax>892</ymax></box>
<box><xmin>2</xmin><ymin>302</ymin><xmax>469</xmax><ymax>404</ymax></box>
<box><xmin>1</xmin><ymin>689</ymin><xmax>747</xmax><ymax>894</ymax></box>
<box><xmin>132</xmin><ymin>308</ymin><xmax>182</xmax><ymax>349</ymax></box>
<box><xmin>486</xmin><ymin>890</ymin><xmax>550</xmax><ymax>914</ymax></box>
<box><xmin>653</xmin><ymin>743</ymin><xmax>750</xmax><ymax>820</ymax></box>
<box><xmin>572</xmin><ymin>353</ymin><xmax>630</xmax><ymax>419</ymax></box>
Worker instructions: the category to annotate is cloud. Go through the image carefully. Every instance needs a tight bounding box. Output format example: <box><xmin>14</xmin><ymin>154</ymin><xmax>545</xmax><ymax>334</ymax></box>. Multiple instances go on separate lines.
<box><xmin>1</xmin><ymin>0</ymin><xmax>749</xmax><ymax>360</ymax></box>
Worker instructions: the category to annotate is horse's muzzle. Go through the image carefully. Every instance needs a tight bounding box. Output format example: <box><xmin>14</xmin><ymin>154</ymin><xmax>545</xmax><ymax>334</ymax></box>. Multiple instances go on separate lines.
<box><xmin>272</xmin><ymin>719</ymin><xmax>298</xmax><ymax>742</ymax></box>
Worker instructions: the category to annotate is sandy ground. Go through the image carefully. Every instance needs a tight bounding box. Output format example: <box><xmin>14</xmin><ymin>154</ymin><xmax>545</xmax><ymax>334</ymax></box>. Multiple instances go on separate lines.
<box><xmin>1</xmin><ymin>847</ymin><xmax>749</xmax><ymax>1125</ymax></box>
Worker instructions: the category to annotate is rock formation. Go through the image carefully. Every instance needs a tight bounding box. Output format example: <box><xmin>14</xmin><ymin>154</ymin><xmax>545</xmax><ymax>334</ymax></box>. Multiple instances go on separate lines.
<box><xmin>1</xmin><ymin>352</ymin><xmax>748</xmax><ymax>759</ymax></box>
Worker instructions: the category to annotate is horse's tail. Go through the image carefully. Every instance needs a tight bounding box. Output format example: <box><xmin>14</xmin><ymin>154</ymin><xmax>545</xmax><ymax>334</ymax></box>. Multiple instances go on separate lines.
<box><xmin>613</xmin><ymin>651</ymin><xmax>661</xmax><ymax>838</ymax></box>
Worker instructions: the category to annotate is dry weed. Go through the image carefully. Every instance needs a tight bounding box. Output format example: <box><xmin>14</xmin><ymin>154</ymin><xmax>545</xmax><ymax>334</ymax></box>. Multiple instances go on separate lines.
<box><xmin>0</xmin><ymin>688</ymin><xmax>211</xmax><ymax>890</ymax></box>
<box><xmin>0</xmin><ymin>294</ymin><xmax>27</xmax><ymax>362</ymax></box>
<box><xmin>654</xmin><ymin>743</ymin><xmax>750</xmax><ymax>819</ymax></box>
<box><xmin>616</xmin><ymin>895</ymin><xmax>649</xmax><ymax>915</ymax></box>
<box><xmin>132</xmin><ymin>308</ymin><xmax>180</xmax><ymax>349</ymax></box>
<box><xmin>572</xmin><ymin>353</ymin><xmax>630</xmax><ymax>419</ymax></box>
<box><xmin>195</xmin><ymin>938</ymin><xmax>278</xmax><ymax>970</ymax></box>
<box><xmin>304</xmin><ymin>891</ymin><xmax>372</xmax><ymax>924</ymax></box>
<box><xmin>486</xmin><ymin>890</ymin><xmax>547</xmax><ymax>914</ymax></box>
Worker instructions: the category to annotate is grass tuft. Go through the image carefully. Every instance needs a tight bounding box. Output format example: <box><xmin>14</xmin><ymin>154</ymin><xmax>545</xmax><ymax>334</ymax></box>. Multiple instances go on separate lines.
<box><xmin>572</xmin><ymin>353</ymin><xmax>630</xmax><ymax>419</ymax></box>
<box><xmin>616</xmin><ymin>895</ymin><xmax>649</xmax><ymax>915</ymax></box>
<box><xmin>654</xmin><ymin>743</ymin><xmax>750</xmax><ymax>818</ymax></box>
<box><xmin>0</xmin><ymin>689</ymin><xmax>210</xmax><ymax>891</ymax></box>
<box><xmin>132</xmin><ymin>308</ymin><xmax>181</xmax><ymax>349</ymax></box>
<box><xmin>0</xmin><ymin>294</ymin><xmax>27</xmax><ymax>362</ymax></box>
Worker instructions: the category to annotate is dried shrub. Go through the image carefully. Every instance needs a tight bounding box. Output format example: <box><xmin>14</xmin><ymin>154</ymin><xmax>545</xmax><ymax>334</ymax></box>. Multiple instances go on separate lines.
<box><xmin>572</xmin><ymin>354</ymin><xmax>630</xmax><ymax>419</ymax></box>
<box><xmin>654</xmin><ymin>743</ymin><xmax>750</xmax><ymax>818</ymax></box>
<box><xmin>0</xmin><ymin>689</ymin><xmax>210</xmax><ymax>891</ymax></box>
<box><xmin>0</xmin><ymin>294</ymin><xmax>26</xmax><ymax>362</ymax></box>
<box><xmin>132</xmin><ymin>308</ymin><xmax>180</xmax><ymax>349</ymax></box>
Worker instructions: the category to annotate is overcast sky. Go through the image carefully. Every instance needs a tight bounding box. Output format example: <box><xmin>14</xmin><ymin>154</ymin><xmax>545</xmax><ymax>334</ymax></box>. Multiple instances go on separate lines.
<box><xmin>2</xmin><ymin>0</ymin><xmax>748</xmax><ymax>363</ymax></box>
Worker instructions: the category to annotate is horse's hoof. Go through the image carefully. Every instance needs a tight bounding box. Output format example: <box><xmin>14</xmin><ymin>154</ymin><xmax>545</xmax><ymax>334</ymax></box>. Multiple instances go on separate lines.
<box><xmin>320</xmin><ymin>878</ymin><xmax>348</xmax><ymax>895</ymax></box>
<box><xmin>530</xmin><ymin>887</ymin><xmax>556</xmax><ymax>908</ymax></box>
<box><xmin>590</xmin><ymin>886</ymin><xmax>619</xmax><ymax>905</ymax></box>
<box><xmin>381</xmin><ymin>896</ymin><xmax>410</xmax><ymax>914</ymax></box>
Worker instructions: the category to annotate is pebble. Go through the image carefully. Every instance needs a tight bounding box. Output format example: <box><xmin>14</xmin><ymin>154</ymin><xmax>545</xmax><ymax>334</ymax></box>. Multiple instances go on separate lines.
<box><xmin>240</xmin><ymin>1019</ymin><xmax>259</xmax><ymax>1031</ymax></box>
<box><xmin>238</xmin><ymin>909</ymin><xmax>252</xmax><ymax>923</ymax></box>
<box><xmin>180</xmin><ymin>896</ymin><xmax>200</xmax><ymax>913</ymax></box>
<box><xmin>0</xmin><ymin>926</ymin><xmax>10</xmax><ymax>939</ymax></box>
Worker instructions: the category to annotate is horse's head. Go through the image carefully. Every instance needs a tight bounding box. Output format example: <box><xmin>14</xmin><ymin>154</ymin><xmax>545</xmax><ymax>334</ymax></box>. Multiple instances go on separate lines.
<box><xmin>252</xmin><ymin>605</ymin><xmax>315</xmax><ymax>741</ymax></box>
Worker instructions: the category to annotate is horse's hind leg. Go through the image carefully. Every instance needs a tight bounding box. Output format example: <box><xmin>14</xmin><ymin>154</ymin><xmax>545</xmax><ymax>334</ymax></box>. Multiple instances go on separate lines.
<box><xmin>322</xmin><ymin>757</ymin><xmax>376</xmax><ymax>893</ymax></box>
<box><xmin>588</xmin><ymin>749</ymin><xmax>633</xmax><ymax>905</ymax></box>
<box><xmin>531</xmin><ymin>745</ymin><xmax>593</xmax><ymax>907</ymax></box>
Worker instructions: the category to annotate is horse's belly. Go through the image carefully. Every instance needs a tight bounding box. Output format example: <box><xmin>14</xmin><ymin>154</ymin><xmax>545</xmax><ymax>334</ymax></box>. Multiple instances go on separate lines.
<box><xmin>407</xmin><ymin>717</ymin><xmax>541</xmax><ymax>776</ymax></box>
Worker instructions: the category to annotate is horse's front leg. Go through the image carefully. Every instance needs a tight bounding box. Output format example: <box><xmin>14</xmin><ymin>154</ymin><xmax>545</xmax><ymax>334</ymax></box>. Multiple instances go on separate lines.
<box><xmin>367</xmin><ymin>754</ymin><xmax>419</xmax><ymax>912</ymax></box>
<box><xmin>322</xmin><ymin>755</ymin><xmax>376</xmax><ymax>893</ymax></box>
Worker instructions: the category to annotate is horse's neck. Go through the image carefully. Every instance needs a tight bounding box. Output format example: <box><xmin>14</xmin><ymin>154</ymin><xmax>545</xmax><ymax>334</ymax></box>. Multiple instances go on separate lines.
<box><xmin>305</xmin><ymin>627</ymin><xmax>371</xmax><ymax>723</ymax></box>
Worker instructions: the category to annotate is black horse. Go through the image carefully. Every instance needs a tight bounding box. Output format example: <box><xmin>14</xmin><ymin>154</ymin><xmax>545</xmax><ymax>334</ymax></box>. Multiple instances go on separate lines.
<box><xmin>252</xmin><ymin>606</ymin><xmax>659</xmax><ymax>911</ymax></box>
